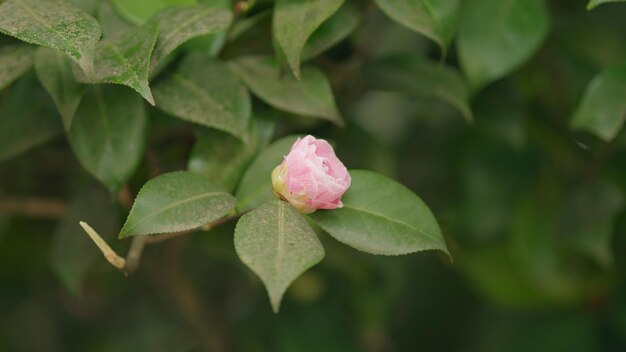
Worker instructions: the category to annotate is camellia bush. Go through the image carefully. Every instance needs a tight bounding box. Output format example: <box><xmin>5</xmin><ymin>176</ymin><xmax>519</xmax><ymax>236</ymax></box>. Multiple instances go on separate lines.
<box><xmin>1</xmin><ymin>0</ymin><xmax>626</xmax><ymax>350</ymax></box>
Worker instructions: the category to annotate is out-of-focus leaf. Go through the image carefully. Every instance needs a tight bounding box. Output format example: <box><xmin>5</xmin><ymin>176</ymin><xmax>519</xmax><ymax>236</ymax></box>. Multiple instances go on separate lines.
<box><xmin>69</xmin><ymin>0</ymin><xmax>99</xmax><ymax>15</ymax></box>
<box><xmin>557</xmin><ymin>180</ymin><xmax>623</xmax><ymax>268</ymax></box>
<box><xmin>461</xmin><ymin>246</ymin><xmax>553</xmax><ymax>308</ymax></box>
<box><xmin>228</xmin><ymin>56</ymin><xmax>343</xmax><ymax>126</ymax></box>
<box><xmin>119</xmin><ymin>171</ymin><xmax>236</xmax><ymax>238</ymax></box>
<box><xmin>0</xmin><ymin>75</ymin><xmax>62</xmax><ymax>163</ymax></box>
<box><xmin>34</xmin><ymin>47</ymin><xmax>84</xmax><ymax>130</ymax></box>
<box><xmin>273</xmin><ymin>0</ymin><xmax>344</xmax><ymax>78</ymax></box>
<box><xmin>227</xmin><ymin>9</ymin><xmax>271</xmax><ymax>43</ymax></box>
<box><xmin>0</xmin><ymin>0</ymin><xmax>101</xmax><ymax>75</ymax></box>
<box><xmin>151</xmin><ymin>5</ymin><xmax>231</xmax><ymax>69</ymax></box>
<box><xmin>50</xmin><ymin>182</ymin><xmax>119</xmax><ymax>295</ymax></box>
<box><xmin>367</xmin><ymin>54</ymin><xmax>472</xmax><ymax>122</ymax></box>
<box><xmin>74</xmin><ymin>22</ymin><xmax>158</xmax><ymax>105</ymax></box>
<box><xmin>235</xmin><ymin>135</ymin><xmax>299</xmax><ymax>212</ymax></box>
<box><xmin>457</xmin><ymin>0</ymin><xmax>550</xmax><ymax>90</ymax></box>
<box><xmin>571</xmin><ymin>65</ymin><xmax>626</xmax><ymax>141</ymax></box>
<box><xmin>97</xmin><ymin>0</ymin><xmax>133</xmax><ymax>38</ymax></box>
<box><xmin>301</xmin><ymin>2</ymin><xmax>360</xmax><ymax>61</ymax></box>
<box><xmin>310</xmin><ymin>170</ymin><xmax>449</xmax><ymax>256</ymax></box>
<box><xmin>234</xmin><ymin>200</ymin><xmax>324</xmax><ymax>312</ymax></box>
<box><xmin>153</xmin><ymin>54</ymin><xmax>251</xmax><ymax>140</ymax></box>
<box><xmin>373</xmin><ymin>0</ymin><xmax>459</xmax><ymax>53</ymax></box>
<box><xmin>0</xmin><ymin>44</ymin><xmax>34</xmax><ymax>91</ymax></box>
<box><xmin>188</xmin><ymin>118</ymin><xmax>274</xmax><ymax>192</ymax></box>
<box><xmin>588</xmin><ymin>0</ymin><xmax>626</xmax><ymax>10</ymax></box>
<box><xmin>110</xmin><ymin>0</ymin><xmax>197</xmax><ymax>24</ymax></box>
<box><xmin>68</xmin><ymin>85</ymin><xmax>147</xmax><ymax>191</ymax></box>
<box><xmin>509</xmin><ymin>180</ymin><xmax>606</xmax><ymax>306</ymax></box>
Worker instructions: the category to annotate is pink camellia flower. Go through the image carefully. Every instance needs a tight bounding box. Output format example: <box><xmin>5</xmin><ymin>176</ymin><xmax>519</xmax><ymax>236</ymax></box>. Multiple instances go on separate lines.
<box><xmin>271</xmin><ymin>135</ymin><xmax>351</xmax><ymax>214</ymax></box>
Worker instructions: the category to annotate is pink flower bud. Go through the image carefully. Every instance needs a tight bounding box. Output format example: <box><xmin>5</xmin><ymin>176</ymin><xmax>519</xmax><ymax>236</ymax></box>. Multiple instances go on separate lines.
<box><xmin>271</xmin><ymin>135</ymin><xmax>351</xmax><ymax>214</ymax></box>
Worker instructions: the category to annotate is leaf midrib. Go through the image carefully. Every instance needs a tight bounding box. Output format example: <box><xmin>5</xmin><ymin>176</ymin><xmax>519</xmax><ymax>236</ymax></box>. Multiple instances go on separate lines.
<box><xmin>122</xmin><ymin>191</ymin><xmax>225</xmax><ymax>235</ymax></box>
<box><xmin>172</xmin><ymin>73</ymin><xmax>229</xmax><ymax>116</ymax></box>
<box><xmin>100</xmin><ymin>41</ymin><xmax>143</xmax><ymax>85</ymax></box>
<box><xmin>274</xmin><ymin>201</ymin><xmax>286</xmax><ymax>289</ymax></box>
<box><xmin>342</xmin><ymin>203</ymin><xmax>441</xmax><ymax>244</ymax></box>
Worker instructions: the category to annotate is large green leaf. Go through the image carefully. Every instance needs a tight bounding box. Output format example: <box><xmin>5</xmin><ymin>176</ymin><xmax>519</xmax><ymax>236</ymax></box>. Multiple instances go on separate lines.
<box><xmin>302</xmin><ymin>2</ymin><xmax>361</xmax><ymax>61</ymax></box>
<box><xmin>119</xmin><ymin>171</ymin><xmax>236</xmax><ymax>238</ymax></box>
<box><xmin>235</xmin><ymin>135</ymin><xmax>299</xmax><ymax>212</ymax></box>
<box><xmin>234</xmin><ymin>200</ymin><xmax>325</xmax><ymax>312</ymax></box>
<box><xmin>34</xmin><ymin>47</ymin><xmax>84</xmax><ymax>130</ymax></box>
<box><xmin>188</xmin><ymin>118</ymin><xmax>275</xmax><ymax>192</ymax></box>
<box><xmin>588</xmin><ymin>0</ymin><xmax>626</xmax><ymax>10</ymax></box>
<box><xmin>457</xmin><ymin>0</ymin><xmax>550</xmax><ymax>90</ymax></box>
<box><xmin>0</xmin><ymin>75</ymin><xmax>62</xmax><ymax>163</ymax></box>
<box><xmin>68</xmin><ymin>85</ymin><xmax>147</xmax><ymax>191</ymax></box>
<box><xmin>0</xmin><ymin>0</ymin><xmax>101</xmax><ymax>75</ymax></box>
<box><xmin>301</xmin><ymin>2</ymin><xmax>361</xmax><ymax>61</ymax></box>
<box><xmin>373</xmin><ymin>0</ymin><xmax>459</xmax><ymax>53</ymax></box>
<box><xmin>153</xmin><ymin>54</ymin><xmax>251</xmax><ymax>140</ymax></box>
<box><xmin>74</xmin><ymin>21</ymin><xmax>158</xmax><ymax>105</ymax></box>
<box><xmin>151</xmin><ymin>5</ymin><xmax>232</xmax><ymax>69</ymax></box>
<box><xmin>228</xmin><ymin>56</ymin><xmax>343</xmax><ymax>126</ymax></box>
<box><xmin>310</xmin><ymin>170</ymin><xmax>449</xmax><ymax>256</ymax></box>
<box><xmin>367</xmin><ymin>54</ymin><xmax>472</xmax><ymax>122</ymax></box>
<box><xmin>50</xmin><ymin>182</ymin><xmax>119</xmax><ymax>295</ymax></box>
<box><xmin>110</xmin><ymin>0</ymin><xmax>197</xmax><ymax>24</ymax></box>
<box><xmin>0</xmin><ymin>44</ymin><xmax>35</xmax><ymax>90</ymax></box>
<box><xmin>273</xmin><ymin>0</ymin><xmax>344</xmax><ymax>78</ymax></box>
<box><xmin>570</xmin><ymin>65</ymin><xmax>626</xmax><ymax>141</ymax></box>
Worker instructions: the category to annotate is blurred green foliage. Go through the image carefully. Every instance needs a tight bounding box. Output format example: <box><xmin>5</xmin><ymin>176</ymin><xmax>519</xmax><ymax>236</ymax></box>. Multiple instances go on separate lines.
<box><xmin>1</xmin><ymin>0</ymin><xmax>626</xmax><ymax>351</ymax></box>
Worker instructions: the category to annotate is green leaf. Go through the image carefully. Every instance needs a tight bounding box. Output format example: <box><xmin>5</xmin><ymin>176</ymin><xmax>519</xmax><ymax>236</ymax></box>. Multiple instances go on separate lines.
<box><xmin>373</xmin><ymin>0</ymin><xmax>459</xmax><ymax>53</ymax></box>
<box><xmin>310</xmin><ymin>170</ymin><xmax>449</xmax><ymax>256</ymax></box>
<box><xmin>97</xmin><ymin>0</ymin><xmax>133</xmax><ymax>39</ymax></box>
<box><xmin>0</xmin><ymin>0</ymin><xmax>101</xmax><ymax>75</ymax></box>
<box><xmin>228</xmin><ymin>56</ymin><xmax>343</xmax><ymax>126</ymax></box>
<box><xmin>570</xmin><ymin>65</ymin><xmax>626</xmax><ymax>141</ymax></box>
<box><xmin>69</xmin><ymin>0</ymin><xmax>99</xmax><ymax>15</ymax></box>
<box><xmin>457</xmin><ymin>0</ymin><xmax>550</xmax><ymax>90</ymax></box>
<box><xmin>587</xmin><ymin>0</ymin><xmax>626</xmax><ymax>10</ymax></box>
<box><xmin>188</xmin><ymin>117</ymin><xmax>275</xmax><ymax>192</ymax></box>
<box><xmin>68</xmin><ymin>85</ymin><xmax>147</xmax><ymax>191</ymax></box>
<box><xmin>153</xmin><ymin>54</ymin><xmax>251</xmax><ymax>140</ymax></box>
<box><xmin>0</xmin><ymin>44</ymin><xmax>35</xmax><ymax>91</ymax></box>
<box><xmin>151</xmin><ymin>5</ymin><xmax>232</xmax><ymax>69</ymax></box>
<box><xmin>119</xmin><ymin>171</ymin><xmax>236</xmax><ymax>238</ymax></box>
<box><xmin>234</xmin><ymin>200</ymin><xmax>325</xmax><ymax>312</ymax></box>
<box><xmin>301</xmin><ymin>2</ymin><xmax>361</xmax><ymax>61</ymax></box>
<box><xmin>367</xmin><ymin>54</ymin><xmax>473</xmax><ymax>122</ymax></box>
<box><xmin>74</xmin><ymin>21</ymin><xmax>158</xmax><ymax>105</ymax></box>
<box><xmin>557</xmin><ymin>180</ymin><xmax>623</xmax><ymax>268</ymax></box>
<box><xmin>235</xmin><ymin>135</ymin><xmax>299</xmax><ymax>212</ymax></box>
<box><xmin>273</xmin><ymin>0</ymin><xmax>344</xmax><ymax>78</ymax></box>
<box><xmin>0</xmin><ymin>75</ymin><xmax>62</xmax><ymax>163</ymax></box>
<box><xmin>110</xmin><ymin>0</ymin><xmax>197</xmax><ymax>24</ymax></box>
<box><xmin>34</xmin><ymin>47</ymin><xmax>84</xmax><ymax>130</ymax></box>
<box><xmin>50</xmin><ymin>182</ymin><xmax>119</xmax><ymax>295</ymax></box>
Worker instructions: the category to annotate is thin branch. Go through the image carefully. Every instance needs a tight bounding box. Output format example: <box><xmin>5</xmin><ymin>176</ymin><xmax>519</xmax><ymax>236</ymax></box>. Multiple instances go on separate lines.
<box><xmin>80</xmin><ymin>214</ymin><xmax>241</xmax><ymax>275</ymax></box>
<box><xmin>79</xmin><ymin>221</ymin><xmax>126</xmax><ymax>270</ymax></box>
<box><xmin>0</xmin><ymin>198</ymin><xmax>66</xmax><ymax>218</ymax></box>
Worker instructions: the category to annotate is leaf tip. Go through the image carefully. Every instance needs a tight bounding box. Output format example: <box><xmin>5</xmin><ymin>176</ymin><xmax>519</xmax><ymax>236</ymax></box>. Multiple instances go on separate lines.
<box><xmin>269</xmin><ymin>290</ymin><xmax>284</xmax><ymax>313</ymax></box>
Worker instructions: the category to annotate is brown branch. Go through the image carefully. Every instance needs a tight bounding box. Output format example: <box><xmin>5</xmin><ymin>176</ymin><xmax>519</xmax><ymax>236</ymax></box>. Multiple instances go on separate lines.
<box><xmin>0</xmin><ymin>198</ymin><xmax>66</xmax><ymax>218</ymax></box>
